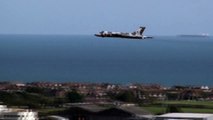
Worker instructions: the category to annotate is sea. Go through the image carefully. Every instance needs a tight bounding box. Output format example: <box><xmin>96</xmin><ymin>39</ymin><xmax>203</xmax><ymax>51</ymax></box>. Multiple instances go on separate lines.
<box><xmin>0</xmin><ymin>35</ymin><xmax>213</xmax><ymax>86</ymax></box>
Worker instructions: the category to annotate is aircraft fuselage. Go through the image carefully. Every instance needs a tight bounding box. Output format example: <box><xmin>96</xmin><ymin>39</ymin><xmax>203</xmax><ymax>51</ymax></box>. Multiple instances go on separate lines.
<box><xmin>95</xmin><ymin>27</ymin><xmax>153</xmax><ymax>39</ymax></box>
<box><xmin>95</xmin><ymin>33</ymin><xmax>144</xmax><ymax>39</ymax></box>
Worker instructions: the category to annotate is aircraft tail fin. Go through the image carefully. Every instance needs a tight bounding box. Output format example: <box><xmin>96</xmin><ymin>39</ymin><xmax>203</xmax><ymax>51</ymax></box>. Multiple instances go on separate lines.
<box><xmin>132</xmin><ymin>27</ymin><xmax>146</xmax><ymax>36</ymax></box>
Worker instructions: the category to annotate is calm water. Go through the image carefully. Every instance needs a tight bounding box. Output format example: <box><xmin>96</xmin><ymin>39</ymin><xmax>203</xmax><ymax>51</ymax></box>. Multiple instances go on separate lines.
<box><xmin>0</xmin><ymin>35</ymin><xmax>213</xmax><ymax>86</ymax></box>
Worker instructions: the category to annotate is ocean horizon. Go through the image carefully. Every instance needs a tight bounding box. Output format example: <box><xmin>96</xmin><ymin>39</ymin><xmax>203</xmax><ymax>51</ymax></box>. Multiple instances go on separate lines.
<box><xmin>0</xmin><ymin>35</ymin><xmax>213</xmax><ymax>86</ymax></box>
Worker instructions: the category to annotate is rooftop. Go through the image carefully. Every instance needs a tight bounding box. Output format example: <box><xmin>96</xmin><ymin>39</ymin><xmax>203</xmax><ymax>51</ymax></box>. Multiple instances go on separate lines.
<box><xmin>158</xmin><ymin>113</ymin><xmax>213</xmax><ymax>118</ymax></box>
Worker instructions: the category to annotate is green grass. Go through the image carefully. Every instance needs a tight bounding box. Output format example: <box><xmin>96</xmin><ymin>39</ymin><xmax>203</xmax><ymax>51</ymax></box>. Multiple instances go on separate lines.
<box><xmin>142</xmin><ymin>106</ymin><xmax>213</xmax><ymax>115</ymax></box>
<box><xmin>158</xmin><ymin>100</ymin><xmax>213</xmax><ymax>107</ymax></box>
<box><xmin>142</xmin><ymin>100</ymin><xmax>213</xmax><ymax>115</ymax></box>
<box><xmin>38</xmin><ymin>108</ymin><xmax>66</xmax><ymax>116</ymax></box>
<box><xmin>142</xmin><ymin>106</ymin><xmax>166</xmax><ymax>114</ymax></box>
<box><xmin>182</xmin><ymin>108</ymin><xmax>213</xmax><ymax>113</ymax></box>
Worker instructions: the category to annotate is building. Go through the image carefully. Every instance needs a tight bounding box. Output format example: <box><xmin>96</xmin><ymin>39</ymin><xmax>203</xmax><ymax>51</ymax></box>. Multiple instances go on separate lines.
<box><xmin>155</xmin><ymin>113</ymin><xmax>213</xmax><ymax>120</ymax></box>
<box><xmin>59</xmin><ymin>103</ymin><xmax>153</xmax><ymax>120</ymax></box>
<box><xmin>42</xmin><ymin>115</ymin><xmax>69</xmax><ymax>120</ymax></box>
<box><xmin>0</xmin><ymin>105</ymin><xmax>38</xmax><ymax>120</ymax></box>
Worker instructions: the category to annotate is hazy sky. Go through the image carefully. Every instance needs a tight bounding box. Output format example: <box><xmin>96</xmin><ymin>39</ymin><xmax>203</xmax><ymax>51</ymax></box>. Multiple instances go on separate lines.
<box><xmin>0</xmin><ymin>0</ymin><xmax>212</xmax><ymax>35</ymax></box>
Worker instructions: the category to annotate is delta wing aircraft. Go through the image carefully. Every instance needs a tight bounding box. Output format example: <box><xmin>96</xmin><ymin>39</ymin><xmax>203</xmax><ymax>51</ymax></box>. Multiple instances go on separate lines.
<box><xmin>95</xmin><ymin>27</ymin><xmax>152</xmax><ymax>39</ymax></box>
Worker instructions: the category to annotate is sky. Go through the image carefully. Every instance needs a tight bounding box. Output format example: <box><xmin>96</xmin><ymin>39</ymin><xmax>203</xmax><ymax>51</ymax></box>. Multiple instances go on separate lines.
<box><xmin>0</xmin><ymin>0</ymin><xmax>212</xmax><ymax>35</ymax></box>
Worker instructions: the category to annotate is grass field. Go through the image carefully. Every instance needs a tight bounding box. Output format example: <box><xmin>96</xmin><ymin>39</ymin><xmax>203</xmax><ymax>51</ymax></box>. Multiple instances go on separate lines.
<box><xmin>142</xmin><ymin>100</ymin><xmax>213</xmax><ymax>114</ymax></box>
<box><xmin>142</xmin><ymin>106</ymin><xmax>166</xmax><ymax>114</ymax></box>
<box><xmin>143</xmin><ymin>106</ymin><xmax>213</xmax><ymax>114</ymax></box>
<box><xmin>157</xmin><ymin>100</ymin><xmax>213</xmax><ymax>107</ymax></box>
<box><xmin>38</xmin><ymin>108</ymin><xmax>66</xmax><ymax>116</ymax></box>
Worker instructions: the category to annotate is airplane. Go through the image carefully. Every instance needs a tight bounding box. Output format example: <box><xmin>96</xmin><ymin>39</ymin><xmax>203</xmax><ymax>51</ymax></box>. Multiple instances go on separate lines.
<box><xmin>95</xmin><ymin>27</ymin><xmax>153</xmax><ymax>39</ymax></box>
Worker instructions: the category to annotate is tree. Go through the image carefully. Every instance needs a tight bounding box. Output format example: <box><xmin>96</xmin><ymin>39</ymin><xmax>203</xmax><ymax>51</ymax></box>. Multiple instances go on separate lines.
<box><xmin>66</xmin><ymin>90</ymin><xmax>84</xmax><ymax>103</ymax></box>
<box><xmin>116</xmin><ymin>91</ymin><xmax>135</xmax><ymax>102</ymax></box>
<box><xmin>25</xmin><ymin>87</ymin><xmax>44</xmax><ymax>94</ymax></box>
